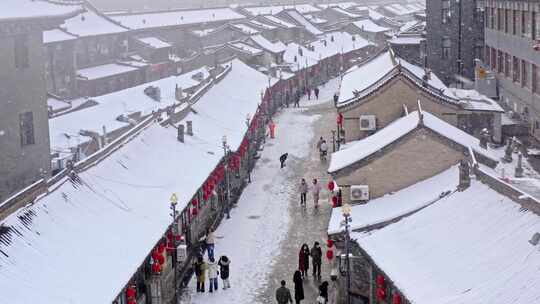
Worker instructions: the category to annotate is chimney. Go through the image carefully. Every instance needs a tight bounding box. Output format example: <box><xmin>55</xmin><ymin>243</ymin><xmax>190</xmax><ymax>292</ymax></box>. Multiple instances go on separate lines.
<box><xmin>186</xmin><ymin>121</ymin><xmax>193</xmax><ymax>136</ymax></box>
<box><xmin>458</xmin><ymin>159</ymin><xmax>471</xmax><ymax>191</ymax></box>
<box><xmin>177</xmin><ymin>124</ymin><xmax>185</xmax><ymax>143</ymax></box>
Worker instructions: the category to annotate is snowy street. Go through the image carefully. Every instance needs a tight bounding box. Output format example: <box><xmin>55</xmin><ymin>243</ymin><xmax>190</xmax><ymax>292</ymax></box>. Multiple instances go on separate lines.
<box><xmin>186</xmin><ymin>80</ymin><xmax>340</xmax><ymax>303</ymax></box>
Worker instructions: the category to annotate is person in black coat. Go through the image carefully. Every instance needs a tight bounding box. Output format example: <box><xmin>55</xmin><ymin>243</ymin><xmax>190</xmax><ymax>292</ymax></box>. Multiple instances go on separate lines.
<box><xmin>218</xmin><ymin>255</ymin><xmax>231</xmax><ymax>289</ymax></box>
<box><xmin>319</xmin><ymin>281</ymin><xmax>329</xmax><ymax>303</ymax></box>
<box><xmin>293</xmin><ymin>270</ymin><xmax>304</xmax><ymax>304</ymax></box>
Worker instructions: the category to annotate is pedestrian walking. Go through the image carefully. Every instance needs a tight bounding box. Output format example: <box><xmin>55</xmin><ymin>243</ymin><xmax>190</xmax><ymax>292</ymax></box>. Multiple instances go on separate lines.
<box><xmin>311</xmin><ymin>242</ymin><xmax>322</xmax><ymax>279</ymax></box>
<box><xmin>314</xmin><ymin>87</ymin><xmax>320</xmax><ymax>99</ymax></box>
<box><xmin>276</xmin><ymin>280</ymin><xmax>293</xmax><ymax>304</ymax></box>
<box><xmin>298</xmin><ymin>244</ymin><xmax>310</xmax><ymax>277</ymax></box>
<box><xmin>318</xmin><ymin>281</ymin><xmax>329</xmax><ymax>303</ymax></box>
<box><xmin>285</xmin><ymin>91</ymin><xmax>290</xmax><ymax>108</ymax></box>
<box><xmin>269</xmin><ymin>119</ymin><xmax>276</xmax><ymax>139</ymax></box>
<box><xmin>316</xmin><ymin>137</ymin><xmax>324</xmax><ymax>151</ymax></box>
<box><xmin>218</xmin><ymin>255</ymin><xmax>231</xmax><ymax>289</ymax></box>
<box><xmin>299</xmin><ymin>178</ymin><xmax>308</xmax><ymax>206</ymax></box>
<box><xmin>208</xmin><ymin>257</ymin><xmax>219</xmax><ymax>292</ymax></box>
<box><xmin>194</xmin><ymin>256</ymin><xmax>208</xmax><ymax>292</ymax></box>
<box><xmin>293</xmin><ymin>270</ymin><xmax>304</xmax><ymax>304</ymax></box>
<box><xmin>279</xmin><ymin>153</ymin><xmax>288</xmax><ymax>169</ymax></box>
<box><xmin>333</xmin><ymin>93</ymin><xmax>339</xmax><ymax>106</ymax></box>
<box><xmin>307</xmin><ymin>87</ymin><xmax>311</xmax><ymax>100</ymax></box>
<box><xmin>312</xmin><ymin>179</ymin><xmax>321</xmax><ymax>208</ymax></box>
<box><xmin>319</xmin><ymin>140</ymin><xmax>328</xmax><ymax>160</ymax></box>
<box><xmin>205</xmin><ymin>229</ymin><xmax>215</xmax><ymax>261</ymax></box>
<box><xmin>294</xmin><ymin>94</ymin><xmax>300</xmax><ymax>108</ymax></box>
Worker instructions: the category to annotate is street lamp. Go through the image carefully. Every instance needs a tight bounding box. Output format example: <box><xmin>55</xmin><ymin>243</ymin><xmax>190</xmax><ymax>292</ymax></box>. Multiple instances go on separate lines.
<box><xmin>222</xmin><ymin>135</ymin><xmax>231</xmax><ymax>219</ymax></box>
<box><xmin>342</xmin><ymin>203</ymin><xmax>352</xmax><ymax>304</ymax></box>
<box><xmin>169</xmin><ymin>193</ymin><xmax>178</xmax><ymax>301</ymax></box>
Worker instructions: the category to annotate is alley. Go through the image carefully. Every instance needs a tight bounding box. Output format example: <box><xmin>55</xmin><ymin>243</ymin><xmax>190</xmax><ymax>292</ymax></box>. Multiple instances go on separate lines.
<box><xmin>186</xmin><ymin>79</ymin><xmax>340</xmax><ymax>304</ymax></box>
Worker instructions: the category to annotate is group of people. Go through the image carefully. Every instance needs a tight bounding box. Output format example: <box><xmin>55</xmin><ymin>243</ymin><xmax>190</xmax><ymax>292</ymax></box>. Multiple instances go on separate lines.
<box><xmin>275</xmin><ymin>242</ymin><xmax>330</xmax><ymax>304</ymax></box>
<box><xmin>299</xmin><ymin>178</ymin><xmax>322</xmax><ymax>208</ymax></box>
<box><xmin>193</xmin><ymin>230</ymin><xmax>231</xmax><ymax>293</ymax></box>
<box><xmin>284</xmin><ymin>86</ymin><xmax>321</xmax><ymax>108</ymax></box>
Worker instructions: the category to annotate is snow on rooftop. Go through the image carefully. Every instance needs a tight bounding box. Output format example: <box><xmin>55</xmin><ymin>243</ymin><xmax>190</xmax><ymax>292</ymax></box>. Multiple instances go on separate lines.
<box><xmin>332</xmin><ymin>7</ymin><xmax>361</xmax><ymax>18</ymax></box>
<box><xmin>354</xmin><ymin>178</ymin><xmax>540</xmax><ymax>304</ymax></box>
<box><xmin>43</xmin><ymin>28</ymin><xmax>77</xmax><ymax>44</ymax></box>
<box><xmin>110</xmin><ymin>8</ymin><xmax>245</xmax><ymax>30</ymax></box>
<box><xmin>368</xmin><ymin>9</ymin><xmax>385</xmax><ymax>20</ymax></box>
<box><xmin>244</xmin><ymin>4</ymin><xmax>320</xmax><ymax>16</ymax></box>
<box><xmin>61</xmin><ymin>9</ymin><xmax>127</xmax><ymax>37</ymax></box>
<box><xmin>231</xmin><ymin>23</ymin><xmax>260</xmax><ymax>35</ymax></box>
<box><xmin>50</xmin><ymin>67</ymin><xmax>210</xmax><ymax>152</ymax></box>
<box><xmin>229</xmin><ymin>42</ymin><xmax>263</xmax><ymax>55</ymax></box>
<box><xmin>328</xmin><ymin>111</ymin><xmax>498</xmax><ymax>173</ymax></box>
<box><xmin>388</xmin><ymin>35</ymin><xmax>424</xmax><ymax>45</ymax></box>
<box><xmin>353</xmin><ymin>19</ymin><xmax>390</xmax><ymax>33</ymax></box>
<box><xmin>328</xmin><ymin>165</ymin><xmax>459</xmax><ymax>234</ymax></box>
<box><xmin>305</xmin><ymin>14</ymin><xmax>327</xmax><ymax>24</ymax></box>
<box><xmin>317</xmin><ymin>2</ymin><xmax>358</xmax><ymax>9</ymax></box>
<box><xmin>136</xmin><ymin>36</ymin><xmax>172</xmax><ymax>49</ymax></box>
<box><xmin>0</xmin><ymin>0</ymin><xmax>81</xmax><ymax>21</ymax></box>
<box><xmin>338</xmin><ymin>51</ymin><xmax>396</xmax><ymax>103</ymax></box>
<box><xmin>262</xmin><ymin>15</ymin><xmax>297</xmax><ymax>28</ymax></box>
<box><xmin>77</xmin><ymin>63</ymin><xmax>139</xmax><ymax>80</ymax></box>
<box><xmin>285</xmin><ymin>10</ymin><xmax>323</xmax><ymax>35</ymax></box>
<box><xmin>1</xmin><ymin>60</ymin><xmax>268</xmax><ymax>304</ymax></box>
<box><xmin>249</xmin><ymin>35</ymin><xmax>286</xmax><ymax>53</ymax></box>
<box><xmin>248</xmin><ymin>19</ymin><xmax>278</xmax><ymax>30</ymax></box>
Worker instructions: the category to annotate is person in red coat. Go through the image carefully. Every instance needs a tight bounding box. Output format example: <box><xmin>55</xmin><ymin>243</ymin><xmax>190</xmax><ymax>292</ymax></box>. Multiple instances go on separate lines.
<box><xmin>298</xmin><ymin>243</ymin><xmax>310</xmax><ymax>278</ymax></box>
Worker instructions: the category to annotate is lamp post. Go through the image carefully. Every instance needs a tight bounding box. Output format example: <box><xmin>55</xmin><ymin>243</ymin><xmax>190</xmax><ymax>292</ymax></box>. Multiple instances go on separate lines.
<box><xmin>246</xmin><ymin>114</ymin><xmax>252</xmax><ymax>183</ymax></box>
<box><xmin>169</xmin><ymin>193</ymin><xmax>178</xmax><ymax>301</ymax></box>
<box><xmin>342</xmin><ymin>203</ymin><xmax>352</xmax><ymax>304</ymax></box>
<box><xmin>222</xmin><ymin>135</ymin><xmax>231</xmax><ymax>219</ymax></box>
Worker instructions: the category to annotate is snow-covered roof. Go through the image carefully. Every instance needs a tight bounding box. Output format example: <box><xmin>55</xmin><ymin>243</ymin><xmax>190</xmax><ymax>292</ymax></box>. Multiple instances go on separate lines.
<box><xmin>0</xmin><ymin>60</ymin><xmax>268</xmax><ymax>304</ymax></box>
<box><xmin>354</xmin><ymin>177</ymin><xmax>540</xmax><ymax>304</ymax></box>
<box><xmin>284</xmin><ymin>32</ymin><xmax>372</xmax><ymax>72</ymax></box>
<box><xmin>339</xmin><ymin>51</ymin><xmax>396</xmax><ymax>103</ymax></box>
<box><xmin>43</xmin><ymin>28</ymin><xmax>77</xmax><ymax>44</ymax></box>
<box><xmin>317</xmin><ymin>2</ymin><xmax>358</xmax><ymax>9</ymax></box>
<box><xmin>51</xmin><ymin>67</ymin><xmax>211</xmax><ymax>152</ymax></box>
<box><xmin>368</xmin><ymin>9</ymin><xmax>385</xmax><ymax>20</ymax></box>
<box><xmin>244</xmin><ymin>4</ymin><xmax>321</xmax><ymax>16</ymax></box>
<box><xmin>328</xmin><ymin>165</ymin><xmax>458</xmax><ymax>234</ymax></box>
<box><xmin>262</xmin><ymin>15</ymin><xmax>298</xmax><ymax>28</ymax></box>
<box><xmin>61</xmin><ymin>9</ymin><xmax>128</xmax><ymax>37</ymax></box>
<box><xmin>446</xmin><ymin>88</ymin><xmax>505</xmax><ymax>112</ymax></box>
<box><xmin>331</xmin><ymin>7</ymin><xmax>361</xmax><ymax>18</ymax></box>
<box><xmin>77</xmin><ymin>63</ymin><xmax>139</xmax><ymax>80</ymax></box>
<box><xmin>0</xmin><ymin>0</ymin><xmax>81</xmax><ymax>21</ymax></box>
<box><xmin>248</xmin><ymin>19</ymin><xmax>278</xmax><ymax>30</ymax></box>
<box><xmin>353</xmin><ymin>19</ymin><xmax>390</xmax><ymax>33</ymax></box>
<box><xmin>109</xmin><ymin>8</ymin><xmax>246</xmax><ymax>30</ymax></box>
<box><xmin>231</xmin><ymin>23</ymin><xmax>260</xmax><ymax>35</ymax></box>
<box><xmin>136</xmin><ymin>36</ymin><xmax>172</xmax><ymax>49</ymax></box>
<box><xmin>229</xmin><ymin>41</ymin><xmax>264</xmax><ymax>55</ymax></box>
<box><xmin>328</xmin><ymin>111</ymin><xmax>498</xmax><ymax>173</ymax></box>
<box><xmin>305</xmin><ymin>14</ymin><xmax>327</xmax><ymax>24</ymax></box>
<box><xmin>399</xmin><ymin>20</ymin><xmax>422</xmax><ymax>33</ymax></box>
<box><xmin>283</xmin><ymin>10</ymin><xmax>323</xmax><ymax>35</ymax></box>
<box><xmin>249</xmin><ymin>34</ymin><xmax>286</xmax><ymax>54</ymax></box>
<box><xmin>388</xmin><ymin>35</ymin><xmax>424</xmax><ymax>45</ymax></box>
<box><xmin>384</xmin><ymin>3</ymin><xmax>417</xmax><ymax>16</ymax></box>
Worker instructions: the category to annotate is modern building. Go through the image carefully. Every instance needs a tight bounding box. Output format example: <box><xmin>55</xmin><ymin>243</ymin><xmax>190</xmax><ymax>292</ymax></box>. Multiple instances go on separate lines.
<box><xmin>0</xmin><ymin>1</ymin><xmax>81</xmax><ymax>201</ymax></box>
<box><xmin>426</xmin><ymin>0</ymin><xmax>485</xmax><ymax>85</ymax></box>
<box><xmin>483</xmin><ymin>0</ymin><xmax>540</xmax><ymax>139</ymax></box>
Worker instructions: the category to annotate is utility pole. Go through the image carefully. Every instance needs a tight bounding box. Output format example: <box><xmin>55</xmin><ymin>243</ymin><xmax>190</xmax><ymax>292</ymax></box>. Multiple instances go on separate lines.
<box><xmin>169</xmin><ymin>193</ymin><xmax>178</xmax><ymax>303</ymax></box>
<box><xmin>342</xmin><ymin>203</ymin><xmax>352</xmax><ymax>304</ymax></box>
<box><xmin>222</xmin><ymin>135</ymin><xmax>231</xmax><ymax>219</ymax></box>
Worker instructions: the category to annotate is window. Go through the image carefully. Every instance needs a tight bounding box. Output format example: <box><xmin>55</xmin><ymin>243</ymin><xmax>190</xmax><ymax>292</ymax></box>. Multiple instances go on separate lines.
<box><xmin>474</xmin><ymin>42</ymin><xmax>484</xmax><ymax>61</ymax></box>
<box><xmin>533</xmin><ymin>11</ymin><xmax>538</xmax><ymax>40</ymax></box>
<box><xmin>442</xmin><ymin>0</ymin><xmax>450</xmax><ymax>24</ymax></box>
<box><xmin>491</xmin><ymin>48</ymin><xmax>497</xmax><ymax>70</ymax></box>
<box><xmin>442</xmin><ymin>37</ymin><xmax>451</xmax><ymax>59</ymax></box>
<box><xmin>19</xmin><ymin>111</ymin><xmax>34</xmax><ymax>146</ymax></box>
<box><xmin>533</xmin><ymin>64</ymin><xmax>539</xmax><ymax>94</ymax></box>
<box><xmin>14</xmin><ymin>35</ymin><xmax>29</xmax><ymax>69</ymax></box>
<box><xmin>497</xmin><ymin>50</ymin><xmax>504</xmax><ymax>73</ymax></box>
<box><xmin>513</xmin><ymin>10</ymin><xmax>518</xmax><ymax>35</ymax></box>
<box><xmin>497</xmin><ymin>8</ymin><xmax>503</xmax><ymax>31</ymax></box>
<box><xmin>505</xmin><ymin>9</ymin><xmax>510</xmax><ymax>33</ymax></box>
<box><xmin>513</xmin><ymin>56</ymin><xmax>520</xmax><ymax>82</ymax></box>
<box><xmin>504</xmin><ymin>53</ymin><xmax>511</xmax><ymax>77</ymax></box>
<box><xmin>521</xmin><ymin>60</ymin><xmax>529</xmax><ymax>88</ymax></box>
<box><xmin>485</xmin><ymin>46</ymin><xmax>491</xmax><ymax>67</ymax></box>
<box><xmin>485</xmin><ymin>7</ymin><xmax>491</xmax><ymax>28</ymax></box>
<box><xmin>490</xmin><ymin>8</ymin><xmax>496</xmax><ymax>28</ymax></box>
<box><xmin>523</xmin><ymin>11</ymin><xmax>531</xmax><ymax>37</ymax></box>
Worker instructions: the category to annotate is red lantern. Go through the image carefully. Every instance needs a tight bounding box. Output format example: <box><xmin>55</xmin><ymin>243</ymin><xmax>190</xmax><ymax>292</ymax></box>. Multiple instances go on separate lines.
<box><xmin>126</xmin><ymin>286</ymin><xmax>136</xmax><ymax>299</ymax></box>
<box><xmin>157</xmin><ymin>254</ymin><xmax>165</xmax><ymax>265</ymax></box>
<box><xmin>203</xmin><ymin>193</ymin><xmax>208</xmax><ymax>201</ymax></box>
<box><xmin>327</xmin><ymin>239</ymin><xmax>334</xmax><ymax>248</ymax></box>
<box><xmin>332</xmin><ymin>196</ymin><xmax>338</xmax><ymax>205</ymax></box>
<box><xmin>326</xmin><ymin>249</ymin><xmax>334</xmax><ymax>260</ymax></box>
<box><xmin>152</xmin><ymin>262</ymin><xmax>161</xmax><ymax>274</ymax></box>
<box><xmin>158</xmin><ymin>243</ymin><xmax>165</xmax><ymax>254</ymax></box>
<box><xmin>376</xmin><ymin>274</ymin><xmax>385</xmax><ymax>287</ymax></box>
<box><xmin>192</xmin><ymin>207</ymin><xmax>198</xmax><ymax>216</ymax></box>
<box><xmin>376</xmin><ymin>287</ymin><xmax>386</xmax><ymax>300</ymax></box>
<box><xmin>127</xmin><ymin>300</ymin><xmax>136</xmax><ymax>304</ymax></box>
<box><xmin>151</xmin><ymin>250</ymin><xmax>159</xmax><ymax>261</ymax></box>
<box><xmin>328</xmin><ymin>181</ymin><xmax>335</xmax><ymax>191</ymax></box>
<box><xmin>393</xmin><ymin>293</ymin><xmax>402</xmax><ymax>304</ymax></box>
<box><xmin>192</xmin><ymin>199</ymin><xmax>198</xmax><ymax>207</ymax></box>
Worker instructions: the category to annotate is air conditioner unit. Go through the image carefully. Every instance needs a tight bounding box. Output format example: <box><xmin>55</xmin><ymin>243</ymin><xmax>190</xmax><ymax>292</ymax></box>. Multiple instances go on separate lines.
<box><xmin>350</xmin><ymin>185</ymin><xmax>369</xmax><ymax>201</ymax></box>
<box><xmin>359</xmin><ymin>115</ymin><xmax>376</xmax><ymax>131</ymax></box>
